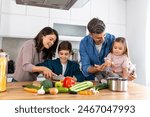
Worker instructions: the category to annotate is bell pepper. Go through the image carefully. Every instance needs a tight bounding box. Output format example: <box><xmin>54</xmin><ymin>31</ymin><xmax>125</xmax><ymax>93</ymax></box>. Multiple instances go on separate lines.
<box><xmin>63</xmin><ymin>77</ymin><xmax>75</xmax><ymax>88</ymax></box>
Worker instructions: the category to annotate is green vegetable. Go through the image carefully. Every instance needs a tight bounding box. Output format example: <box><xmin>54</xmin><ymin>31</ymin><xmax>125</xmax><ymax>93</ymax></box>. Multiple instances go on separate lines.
<box><xmin>40</xmin><ymin>79</ymin><xmax>53</xmax><ymax>93</ymax></box>
<box><xmin>70</xmin><ymin>81</ymin><xmax>93</xmax><ymax>92</ymax></box>
<box><xmin>41</xmin><ymin>79</ymin><xmax>53</xmax><ymax>89</ymax></box>
<box><xmin>56</xmin><ymin>87</ymin><xmax>69</xmax><ymax>93</ymax></box>
<box><xmin>55</xmin><ymin>81</ymin><xmax>63</xmax><ymax>87</ymax></box>
<box><xmin>94</xmin><ymin>83</ymin><xmax>108</xmax><ymax>90</ymax></box>
<box><xmin>22</xmin><ymin>84</ymin><xmax>40</xmax><ymax>90</ymax></box>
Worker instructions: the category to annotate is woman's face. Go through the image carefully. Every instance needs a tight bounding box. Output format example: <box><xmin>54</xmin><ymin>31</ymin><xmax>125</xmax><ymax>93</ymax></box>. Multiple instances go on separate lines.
<box><xmin>113</xmin><ymin>42</ymin><xmax>125</xmax><ymax>56</ymax></box>
<box><xmin>58</xmin><ymin>50</ymin><xmax>71</xmax><ymax>64</ymax></box>
<box><xmin>42</xmin><ymin>34</ymin><xmax>56</xmax><ymax>49</ymax></box>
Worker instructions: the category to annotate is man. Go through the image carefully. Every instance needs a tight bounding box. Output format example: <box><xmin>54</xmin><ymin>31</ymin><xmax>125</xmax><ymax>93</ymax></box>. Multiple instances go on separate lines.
<box><xmin>79</xmin><ymin>18</ymin><xmax>135</xmax><ymax>81</ymax></box>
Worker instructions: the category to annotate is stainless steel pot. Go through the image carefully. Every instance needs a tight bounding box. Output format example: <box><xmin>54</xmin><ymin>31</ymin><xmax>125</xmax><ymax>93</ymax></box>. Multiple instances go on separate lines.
<box><xmin>107</xmin><ymin>77</ymin><xmax>128</xmax><ymax>92</ymax></box>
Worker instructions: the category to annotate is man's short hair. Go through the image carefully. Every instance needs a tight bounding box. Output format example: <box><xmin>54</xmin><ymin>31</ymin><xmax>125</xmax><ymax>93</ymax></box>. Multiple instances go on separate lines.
<box><xmin>87</xmin><ymin>18</ymin><xmax>105</xmax><ymax>34</ymax></box>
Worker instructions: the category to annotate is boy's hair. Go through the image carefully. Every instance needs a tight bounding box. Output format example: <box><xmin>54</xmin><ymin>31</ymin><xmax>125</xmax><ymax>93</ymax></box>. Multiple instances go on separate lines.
<box><xmin>58</xmin><ymin>41</ymin><xmax>72</xmax><ymax>53</ymax></box>
<box><xmin>111</xmin><ymin>37</ymin><xmax>129</xmax><ymax>57</ymax></box>
<box><xmin>87</xmin><ymin>18</ymin><xmax>105</xmax><ymax>34</ymax></box>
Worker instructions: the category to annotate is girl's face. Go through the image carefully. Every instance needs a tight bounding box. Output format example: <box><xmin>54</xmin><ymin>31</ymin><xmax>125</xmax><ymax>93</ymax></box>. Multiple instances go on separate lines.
<box><xmin>42</xmin><ymin>34</ymin><xmax>56</xmax><ymax>49</ymax></box>
<box><xmin>58</xmin><ymin>50</ymin><xmax>71</xmax><ymax>64</ymax></box>
<box><xmin>112</xmin><ymin>42</ymin><xmax>125</xmax><ymax>56</ymax></box>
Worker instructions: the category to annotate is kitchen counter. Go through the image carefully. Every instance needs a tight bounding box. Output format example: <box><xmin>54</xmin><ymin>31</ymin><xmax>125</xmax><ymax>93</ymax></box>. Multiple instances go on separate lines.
<box><xmin>0</xmin><ymin>82</ymin><xmax>150</xmax><ymax>100</ymax></box>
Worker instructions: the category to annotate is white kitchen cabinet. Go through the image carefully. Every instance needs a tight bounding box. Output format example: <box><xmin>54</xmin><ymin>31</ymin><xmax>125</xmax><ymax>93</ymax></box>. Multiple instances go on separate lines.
<box><xmin>26</xmin><ymin>6</ymin><xmax>49</xmax><ymax>18</ymax></box>
<box><xmin>0</xmin><ymin>0</ymin><xmax>2</xmax><ymax>11</ymax></box>
<box><xmin>50</xmin><ymin>1</ymin><xmax>91</xmax><ymax>23</ymax></box>
<box><xmin>70</xmin><ymin>1</ymin><xmax>91</xmax><ymax>22</ymax></box>
<box><xmin>50</xmin><ymin>18</ymin><xmax>88</xmax><ymax>41</ymax></box>
<box><xmin>91</xmin><ymin>0</ymin><xmax>109</xmax><ymax>22</ymax></box>
<box><xmin>108</xmin><ymin>0</ymin><xmax>126</xmax><ymax>25</ymax></box>
<box><xmin>50</xmin><ymin>8</ymin><xmax>71</xmax><ymax>20</ymax></box>
<box><xmin>0</xmin><ymin>14</ymin><xmax>49</xmax><ymax>38</ymax></box>
<box><xmin>106</xmin><ymin>24</ymin><xmax>126</xmax><ymax>37</ymax></box>
<box><xmin>1</xmin><ymin>0</ymin><xmax>26</xmax><ymax>15</ymax></box>
<box><xmin>0</xmin><ymin>0</ymin><xmax>2</xmax><ymax>26</ymax></box>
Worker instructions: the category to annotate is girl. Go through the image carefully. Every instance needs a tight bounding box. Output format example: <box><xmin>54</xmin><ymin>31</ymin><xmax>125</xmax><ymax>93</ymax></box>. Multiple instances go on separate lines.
<box><xmin>37</xmin><ymin>41</ymin><xmax>85</xmax><ymax>82</ymax></box>
<box><xmin>96</xmin><ymin>37</ymin><xmax>132</xmax><ymax>81</ymax></box>
<box><xmin>13</xmin><ymin>27</ymin><xmax>59</xmax><ymax>81</ymax></box>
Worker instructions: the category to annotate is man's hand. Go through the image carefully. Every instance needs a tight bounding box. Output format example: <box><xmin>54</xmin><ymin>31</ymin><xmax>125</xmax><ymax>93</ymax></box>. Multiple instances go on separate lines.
<box><xmin>94</xmin><ymin>64</ymin><xmax>106</xmax><ymax>71</ymax></box>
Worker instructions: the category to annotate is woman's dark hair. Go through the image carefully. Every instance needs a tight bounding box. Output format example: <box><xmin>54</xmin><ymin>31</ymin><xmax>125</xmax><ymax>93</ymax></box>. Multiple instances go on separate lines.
<box><xmin>111</xmin><ymin>37</ymin><xmax>129</xmax><ymax>57</ymax></box>
<box><xmin>87</xmin><ymin>18</ymin><xmax>105</xmax><ymax>34</ymax></box>
<box><xmin>58</xmin><ymin>41</ymin><xmax>72</xmax><ymax>53</ymax></box>
<box><xmin>34</xmin><ymin>27</ymin><xmax>59</xmax><ymax>59</ymax></box>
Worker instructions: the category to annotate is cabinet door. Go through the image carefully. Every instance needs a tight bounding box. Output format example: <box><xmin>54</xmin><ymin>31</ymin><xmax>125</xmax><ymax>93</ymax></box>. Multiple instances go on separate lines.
<box><xmin>0</xmin><ymin>14</ymin><xmax>49</xmax><ymax>38</ymax></box>
<box><xmin>91</xmin><ymin>0</ymin><xmax>109</xmax><ymax>22</ymax></box>
<box><xmin>70</xmin><ymin>1</ymin><xmax>91</xmax><ymax>21</ymax></box>
<box><xmin>1</xmin><ymin>0</ymin><xmax>26</xmax><ymax>15</ymax></box>
<box><xmin>50</xmin><ymin>8</ymin><xmax>71</xmax><ymax>20</ymax></box>
<box><xmin>0</xmin><ymin>0</ymin><xmax>2</xmax><ymax>21</ymax></box>
<box><xmin>26</xmin><ymin>6</ymin><xmax>49</xmax><ymax>18</ymax></box>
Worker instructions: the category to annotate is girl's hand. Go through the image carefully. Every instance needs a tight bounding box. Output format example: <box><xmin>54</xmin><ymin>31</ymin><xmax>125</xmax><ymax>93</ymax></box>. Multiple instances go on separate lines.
<box><xmin>128</xmin><ymin>72</ymin><xmax>136</xmax><ymax>81</ymax></box>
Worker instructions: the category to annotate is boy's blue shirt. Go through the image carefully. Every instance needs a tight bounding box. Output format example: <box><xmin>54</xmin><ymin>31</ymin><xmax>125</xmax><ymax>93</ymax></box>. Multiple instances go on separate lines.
<box><xmin>79</xmin><ymin>33</ymin><xmax>115</xmax><ymax>80</ymax></box>
<box><xmin>37</xmin><ymin>58</ymin><xmax>85</xmax><ymax>82</ymax></box>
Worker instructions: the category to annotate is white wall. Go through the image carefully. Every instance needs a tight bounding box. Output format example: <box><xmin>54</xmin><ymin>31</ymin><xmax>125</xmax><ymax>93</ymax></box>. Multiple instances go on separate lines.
<box><xmin>126</xmin><ymin>0</ymin><xmax>148</xmax><ymax>85</ymax></box>
<box><xmin>146</xmin><ymin>1</ymin><xmax>150</xmax><ymax>86</ymax></box>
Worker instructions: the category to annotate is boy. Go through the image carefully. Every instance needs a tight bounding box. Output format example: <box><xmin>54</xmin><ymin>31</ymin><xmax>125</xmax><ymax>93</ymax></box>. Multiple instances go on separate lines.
<box><xmin>37</xmin><ymin>41</ymin><xmax>85</xmax><ymax>82</ymax></box>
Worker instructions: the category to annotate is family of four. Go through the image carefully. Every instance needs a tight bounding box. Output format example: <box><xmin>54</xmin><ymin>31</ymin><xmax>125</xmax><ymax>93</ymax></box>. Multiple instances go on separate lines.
<box><xmin>12</xmin><ymin>18</ymin><xmax>136</xmax><ymax>82</ymax></box>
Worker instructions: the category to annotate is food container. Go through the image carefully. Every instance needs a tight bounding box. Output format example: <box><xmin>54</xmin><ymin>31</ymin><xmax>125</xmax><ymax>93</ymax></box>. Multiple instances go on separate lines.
<box><xmin>0</xmin><ymin>52</ymin><xmax>8</xmax><ymax>92</ymax></box>
<box><xmin>107</xmin><ymin>77</ymin><xmax>128</xmax><ymax>92</ymax></box>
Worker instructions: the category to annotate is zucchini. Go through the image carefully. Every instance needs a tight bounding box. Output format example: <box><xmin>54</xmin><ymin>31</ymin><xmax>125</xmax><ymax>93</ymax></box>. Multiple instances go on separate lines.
<box><xmin>56</xmin><ymin>87</ymin><xmax>69</xmax><ymax>93</ymax></box>
<box><xmin>94</xmin><ymin>83</ymin><xmax>108</xmax><ymax>90</ymax></box>
<box><xmin>70</xmin><ymin>81</ymin><xmax>93</xmax><ymax>92</ymax></box>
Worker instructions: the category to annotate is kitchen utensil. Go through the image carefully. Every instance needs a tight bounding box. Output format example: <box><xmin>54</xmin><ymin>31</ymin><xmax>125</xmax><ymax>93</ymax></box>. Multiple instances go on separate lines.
<box><xmin>52</xmin><ymin>75</ymin><xmax>64</xmax><ymax>81</ymax></box>
<box><xmin>107</xmin><ymin>77</ymin><xmax>128</xmax><ymax>92</ymax></box>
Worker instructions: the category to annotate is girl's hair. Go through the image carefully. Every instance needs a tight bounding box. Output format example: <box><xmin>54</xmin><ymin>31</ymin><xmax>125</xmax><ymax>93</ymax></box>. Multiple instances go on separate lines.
<box><xmin>111</xmin><ymin>37</ymin><xmax>129</xmax><ymax>57</ymax></box>
<box><xmin>58</xmin><ymin>41</ymin><xmax>72</xmax><ymax>53</ymax></box>
<box><xmin>34</xmin><ymin>27</ymin><xmax>59</xmax><ymax>59</ymax></box>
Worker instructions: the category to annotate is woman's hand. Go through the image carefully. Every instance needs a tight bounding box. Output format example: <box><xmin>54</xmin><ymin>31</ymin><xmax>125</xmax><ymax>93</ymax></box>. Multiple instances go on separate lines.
<box><xmin>32</xmin><ymin>66</ymin><xmax>57</xmax><ymax>80</ymax></box>
<box><xmin>42</xmin><ymin>67</ymin><xmax>57</xmax><ymax>80</ymax></box>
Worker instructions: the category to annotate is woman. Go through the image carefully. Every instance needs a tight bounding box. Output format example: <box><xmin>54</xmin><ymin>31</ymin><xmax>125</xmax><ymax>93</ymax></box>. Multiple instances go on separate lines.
<box><xmin>13</xmin><ymin>27</ymin><xmax>59</xmax><ymax>81</ymax></box>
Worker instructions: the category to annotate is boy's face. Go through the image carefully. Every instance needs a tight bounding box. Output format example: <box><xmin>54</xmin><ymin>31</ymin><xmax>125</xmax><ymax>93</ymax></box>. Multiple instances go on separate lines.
<box><xmin>58</xmin><ymin>50</ymin><xmax>71</xmax><ymax>64</ymax></box>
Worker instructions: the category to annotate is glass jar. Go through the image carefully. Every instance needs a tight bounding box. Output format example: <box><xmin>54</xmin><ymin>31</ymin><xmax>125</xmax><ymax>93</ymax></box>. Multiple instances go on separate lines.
<box><xmin>0</xmin><ymin>52</ymin><xmax>7</xmax><ymax>92</ymax></box>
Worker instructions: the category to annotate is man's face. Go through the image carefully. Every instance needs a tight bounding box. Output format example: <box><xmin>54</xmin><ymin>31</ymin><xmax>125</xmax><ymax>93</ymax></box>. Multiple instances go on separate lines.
<box><xmin>90</xmin><ymin>32</ymin><xmax>105</xmax><ymax>45</ymax></box>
